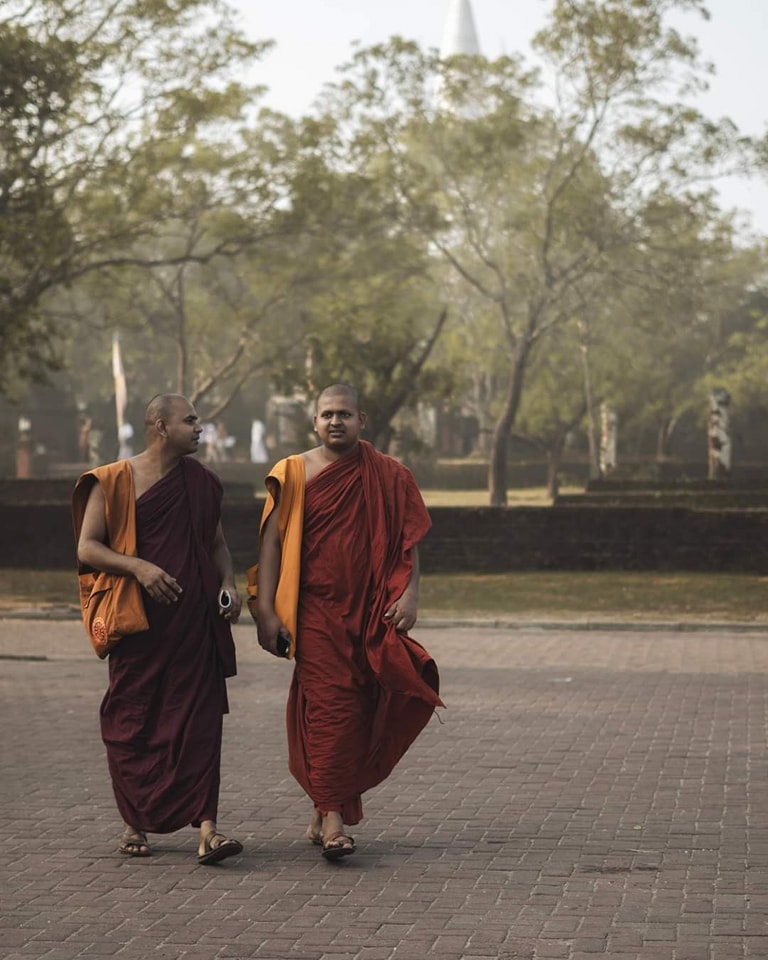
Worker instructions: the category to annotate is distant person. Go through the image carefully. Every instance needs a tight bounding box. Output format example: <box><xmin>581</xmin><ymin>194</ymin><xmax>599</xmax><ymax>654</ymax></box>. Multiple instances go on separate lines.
<box><xmin>250</xmin><ymin>419</ymin><xmax>268</xmax><ymax>464</ymax></box>
<box><xmin>77</xmin><ymin>413</ymin><xmax>92</xmax><ymax>462</ymax></box>
<box><xmin>117</xmin><ymin>422</ymin><xmax>134</xmax><ymax>460</ymax></box>
<box><xmin>202</xmin><ymin>421</ymin><xmax>219</xmax><ymax>463</ymax></box>
<box><xmin>87</xmin><ymin>425</ymin><xmax>103</xmax><ymax>467</ymax></box>
<box><xmin>215</xmin><ymin>419</ymin><xmax>230</xmax><ymax>462</ymax></box>
<box><xmin>253</xmin><ymin>384</ymin><xmax>441</xmax><ymax>861</ymax></box>
<box><xmin>73</xmin><ymin>393</ymin><xmax>243</xmax><ymax>864</ymax></box>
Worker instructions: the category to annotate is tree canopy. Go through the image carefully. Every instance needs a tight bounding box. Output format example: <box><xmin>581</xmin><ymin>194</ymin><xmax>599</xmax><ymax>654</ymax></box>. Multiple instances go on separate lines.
<box><xmin>3</xmin><ymin>0</ymin><xmax>767</xmax><ymax>490</ymax></box>
<box><xmin>0</xmin><ymin>0</ymin><xmax>266</xmax><ymax>393</ymax></box>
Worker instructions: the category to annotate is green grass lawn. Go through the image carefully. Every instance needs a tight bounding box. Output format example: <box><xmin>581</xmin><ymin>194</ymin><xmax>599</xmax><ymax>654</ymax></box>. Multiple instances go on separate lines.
<box><xmin>420</xmin><ymin>487</ymin><xmax>581</xmax><ymax>507</ymax></box>
<box><xmin>418</xmin><ymin>571</ymin><xmax>768</xmax><ymax>622</ymax></box>
<box><xmin>1</xmin><ymin>568</ymin><xmax>766</xmax><ymax>622</ymax></box>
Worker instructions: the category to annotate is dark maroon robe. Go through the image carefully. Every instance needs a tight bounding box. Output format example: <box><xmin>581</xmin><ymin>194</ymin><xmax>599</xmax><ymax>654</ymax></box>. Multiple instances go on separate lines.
<box><xmin>287</xmin><ymin>441</ymin><xmax>441</xmax><ymax>825</ymax></box>
<box><xmin>100</xmin><ymin>457</ymin><xmax>236</xmax><ymax>834</ymax></box>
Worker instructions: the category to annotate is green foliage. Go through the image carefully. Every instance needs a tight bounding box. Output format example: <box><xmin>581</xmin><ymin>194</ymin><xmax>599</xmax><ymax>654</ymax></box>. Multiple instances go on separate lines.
<box><xmin>260</xmin><ymin>127</ymin><xmax>456</xmax><ymax>450</ymax></box>
<box><xmin>4</xmin><ymin>0</ymin><xmax>767</xmax><ymax>490</ymax></box>
<box><xmin>0</xmin><ymin>0</ymin><xmax>267</xmax><ymax>395</ymax></box>
<box><xmin>698</xmin><ymin>264</ymin><xmax>768</xmax><ymax>416</ymax></box>
<box><xmin>317</xmin><ymin>1</ymin><xmax>757</xmax><ymax>499</ymax></box>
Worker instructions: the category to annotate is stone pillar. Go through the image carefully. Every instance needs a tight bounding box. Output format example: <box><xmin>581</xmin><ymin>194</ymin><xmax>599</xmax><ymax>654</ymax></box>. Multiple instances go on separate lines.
<box><xmin>16</xmin><ymin>416</ymin><xmax>32</xmax><ymax>479</ymax></box>
<box><xmin>599</xmin><ymin>404</ymin><xmax>618</xmax><ymax>476</ymax></box>
<box><xmin>707</xmin><ymin>388</ymin><xmax>731</xmax><ymax>480</ymax></box>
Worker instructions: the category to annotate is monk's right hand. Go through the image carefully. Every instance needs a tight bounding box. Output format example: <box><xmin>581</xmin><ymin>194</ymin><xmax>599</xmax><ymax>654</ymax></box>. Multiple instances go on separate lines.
<box><xmin>133</xmin><ymin>560</ymin><xmax>183</xmax><ymax>604</ymax></box>
<box><xmin>256</xmin><ymin>609</ymin><xmax>286</xmax><ymax>656</ymax></box>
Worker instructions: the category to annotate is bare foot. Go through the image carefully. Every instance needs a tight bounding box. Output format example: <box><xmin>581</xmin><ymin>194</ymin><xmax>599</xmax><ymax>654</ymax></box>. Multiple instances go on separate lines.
<box><xmin>119</xmin><ymin>825</ymin><xmax>150</xmax><ymax>857</ymax></box>
<box><xmin>319</xmin><ymin>811</ymin><xmax>355</xmax><ymax>860</ymax></box>
<box><xmin>306</xmin><ymin>808</ymin><xmax>323</xmax><ymax>846</ymax></box>
<box><xmin>321</xmin><ymin>810</ymin><xmax>345</xmax><ymax>840</ymax></box>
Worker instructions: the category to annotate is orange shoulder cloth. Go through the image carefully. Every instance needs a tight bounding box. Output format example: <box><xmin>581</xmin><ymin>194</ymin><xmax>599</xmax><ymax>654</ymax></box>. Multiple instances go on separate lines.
<box><xmin>72</xmin><ymin>460</ymin><xmax>148</xmax><ymax>658</ymax></box>
<box><xmin>246</xmin><ymin>455</ymin><xmax>305</xmax><ymax>659</ymax></box>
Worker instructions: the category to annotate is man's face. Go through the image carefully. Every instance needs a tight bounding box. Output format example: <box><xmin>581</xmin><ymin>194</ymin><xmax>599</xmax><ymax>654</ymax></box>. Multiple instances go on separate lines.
<box><xmin>159</xmin><ymin>399</ymin><xmax>202</xmax><ymax>454</ymax></box>
<box><xmin>314</xmin><ymin>391</ymin><xmax>365</xmax><ymax>453</ymax></box>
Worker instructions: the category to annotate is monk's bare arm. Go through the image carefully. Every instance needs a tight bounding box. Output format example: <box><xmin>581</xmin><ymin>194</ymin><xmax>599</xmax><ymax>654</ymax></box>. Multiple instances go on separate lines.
<box><xmin>210</xmin><ymin>521</ymin><xmax>241</xmax><ymax>623</ymax></box>
<box><xmin>256</xmin><ymin>509</ymin><xmax>285</xmax><ymax>654</ymax></box>
<box><xmin>77</xmin><ymin>482</ymin><xmax>183</xmax><ymax>604</ymax></box>
<box><xmin>384</xmin><ymin>545</ymin><xmax>421</xmax><ymax>633</ymax></box>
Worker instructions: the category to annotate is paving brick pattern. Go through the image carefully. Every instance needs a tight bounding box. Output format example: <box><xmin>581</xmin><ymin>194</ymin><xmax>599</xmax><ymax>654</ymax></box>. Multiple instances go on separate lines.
<box><xmin>2</xmin><ymin>619</ymin><xmax>768</xmax><ymax>959</ymax></box>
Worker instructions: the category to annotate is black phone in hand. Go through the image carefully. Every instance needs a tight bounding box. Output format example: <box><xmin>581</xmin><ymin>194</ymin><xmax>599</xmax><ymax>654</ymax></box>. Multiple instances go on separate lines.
<box><xmin>276</xmin><ymin>628</ymin><xmax>290</xmax><ymax>658</ymax></box>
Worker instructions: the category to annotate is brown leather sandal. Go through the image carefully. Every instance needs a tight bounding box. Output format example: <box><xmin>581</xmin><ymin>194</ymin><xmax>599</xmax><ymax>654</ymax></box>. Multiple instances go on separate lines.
<box><xmin>198</xmin><ymin>831</ymin><xmax>243</xmax><ymax>865</ymax></box>
<box><xmin>321</xmin><ymin>832</ymin><xmax>356</xmax><ymax>861</ymax></box>
<box><xmin>119</xmin><ymin>829</ymin><xmax>150</xmax><ymax>857</ymax></box>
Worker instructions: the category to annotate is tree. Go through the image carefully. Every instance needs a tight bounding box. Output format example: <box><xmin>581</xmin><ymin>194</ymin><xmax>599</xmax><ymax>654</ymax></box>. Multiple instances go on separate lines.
<box><xmin>589</xmin><ymin>194</ymin><xmax>752</xmax><ymax>462</ymax></box>
<box><xmin>510</xmin><ymin>319</ymin><xmax>590</xmax><ymax>497</ymax></box>
<box><xmin>0</xmin><ymin>0</ymin><xmax>267</xmax><ymax>394</ymax></box>
<box><xmin>257</xmin><ymin>121</ymin><xmax>456</xmax><ymax>452</ymax></box>
<box><xmin>695</xmin><ymin>252</ymin><xmax>768</xmax><ymax>431</ymax></box>
<box><xmin>50</xmin><ymin>103</ymin><xmax>310</xmax><ymax>421</ymax></box>
<box><xmin>319</xmin><ymin>0</ymin><xmax>751</xmax><ymax>502</ymax></box>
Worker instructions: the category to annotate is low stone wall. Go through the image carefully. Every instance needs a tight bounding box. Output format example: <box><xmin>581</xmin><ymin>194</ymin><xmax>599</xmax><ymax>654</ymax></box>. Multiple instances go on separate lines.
<box><xmin>5</xmin><ymin>502</ymin><xmax>768</xmax><ymax>574</ymax></box>
<box><xmin>558</xmin><ymin>478</ymin><xmax>768</xmax><ymax>509</ymax></box>
<box><xmin>419</xmin><ymin>506</ymin><xmax>768</xmax><ymax>573</ymax></box>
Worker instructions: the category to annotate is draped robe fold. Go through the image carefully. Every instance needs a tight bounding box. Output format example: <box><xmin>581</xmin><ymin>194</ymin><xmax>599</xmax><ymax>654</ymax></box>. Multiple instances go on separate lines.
<box><xmin>282</xmin><ymin>441</ymin><xmax>442</xmax><ymax>825</ymax></box>
<box><xmin>97</xmin><ymin>457</ymin><xmax>236</xmax><ymax>834</ymax></box>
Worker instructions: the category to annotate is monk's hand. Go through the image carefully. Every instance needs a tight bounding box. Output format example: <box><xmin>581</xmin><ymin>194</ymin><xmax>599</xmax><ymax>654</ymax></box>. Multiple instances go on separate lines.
<box><xmin>257</xmin><ymin>609</ymin><xmax>285</xmax><ymax>655</ymax></box>
<box><xmin>218</xmin><ymin>584</ymin><xmax>242</xmax><ymax>624</ymax></box>
<box><xmin>384</xmin><ymin>591</ymin><xmax>418</xmax><ymax>633</ymax></box>
<box><xmin>134</xmin><ymin>561</ymin><xmax>183</xmax><ymax>604</ymax></box>
<box><xmin>228</xmin><ymin>587</ymin><xmax>242</xmax><ymax>624</ymax></box>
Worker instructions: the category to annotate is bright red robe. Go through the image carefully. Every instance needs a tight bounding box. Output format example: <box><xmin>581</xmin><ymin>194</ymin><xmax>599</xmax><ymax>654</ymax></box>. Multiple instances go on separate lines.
<box><xmin>98</xmin><ymin>457</ymin><xmax>236</xmax><ymax>833</ymax></box>
<box><xmin>286</xmin><ymin>441</ymin><xmax>442</xmax><ymax>825</ymax></box>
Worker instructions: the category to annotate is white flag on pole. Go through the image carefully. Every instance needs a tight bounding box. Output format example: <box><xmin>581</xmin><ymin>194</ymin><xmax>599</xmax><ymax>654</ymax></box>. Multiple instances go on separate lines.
<box><xmin>112</xmin><ymin>332</ymin><xmax>127</xmax><ymax>432</ymax></box>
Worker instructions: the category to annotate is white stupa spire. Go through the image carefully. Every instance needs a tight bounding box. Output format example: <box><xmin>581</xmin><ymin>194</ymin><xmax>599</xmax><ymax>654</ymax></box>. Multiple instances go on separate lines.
<box><xmin>440</xmin><ymin>0</ymin><xmax>481</xmax><ymax>57</ymax></box>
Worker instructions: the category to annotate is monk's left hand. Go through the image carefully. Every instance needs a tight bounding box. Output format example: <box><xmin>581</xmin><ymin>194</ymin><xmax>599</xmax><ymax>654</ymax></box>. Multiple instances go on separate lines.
<box><xmin>384</xmin><ymin>591</ymin><xmax>418</xmax><ymax>633</ymax></box>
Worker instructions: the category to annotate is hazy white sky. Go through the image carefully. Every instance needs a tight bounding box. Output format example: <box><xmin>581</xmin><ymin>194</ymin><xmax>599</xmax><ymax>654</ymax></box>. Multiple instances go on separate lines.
<box><xmin>230</xmin><ymin>0</ymin><xmax>768</xmax><ymax>233</ymax></box>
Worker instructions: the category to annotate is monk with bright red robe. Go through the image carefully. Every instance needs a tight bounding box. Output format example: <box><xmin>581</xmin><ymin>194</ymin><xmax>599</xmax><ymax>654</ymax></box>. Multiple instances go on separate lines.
<box><xmin>254</xmin><ymin>384</ymin><xmax>442</xmax><ymax>860</ymax></box>
<box><xmin>75</xmin><ymin>394</ymin><xmax>243</xmax><ymax>864</ymax></box>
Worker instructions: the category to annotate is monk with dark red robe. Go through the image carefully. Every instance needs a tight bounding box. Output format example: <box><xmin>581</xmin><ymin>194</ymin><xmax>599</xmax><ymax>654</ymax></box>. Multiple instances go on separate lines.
<box><xmin>254</xmin><ymin>384</ymin><xmax>442</xmax><ymax>861</ymax></box>
<box><xmin>74</xmin><ymin>394</ymin><xmax>243</xmax><ymax>864</ymax></box>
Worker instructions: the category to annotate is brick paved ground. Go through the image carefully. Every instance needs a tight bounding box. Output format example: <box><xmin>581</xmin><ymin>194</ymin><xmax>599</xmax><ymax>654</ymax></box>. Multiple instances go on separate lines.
<box><xmin>2</xmin><ymin>618</ymin><xmax>768</xmax><ymax>960</ymax></box>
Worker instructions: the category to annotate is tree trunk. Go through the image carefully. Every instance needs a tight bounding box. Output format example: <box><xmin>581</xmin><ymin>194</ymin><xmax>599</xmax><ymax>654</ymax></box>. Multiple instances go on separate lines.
<box><xmin>373</xmin><ymin>423</ymin><xmax>393</xmax><ymax>453</ymax></box>
<box><xmin>546</xmin><ymin>443</ymin><xmax>564</xmax><ymax>500</ymax></box>
<box><xmin>656</xmin><ymin>419</ymin><xmax>669</xmax><ymax>461</ymax></box>
<box><xmin>472</xmin><ymin>370</ymin><xmax>494</xmax><ymax>457</ymax></box>
<box><xmin>655</xmin><ymin>415</ymin><xmax>678</xmax><ymax>461</ymax></box>
<box><xmin>488</xmin><ymin>344</ymin><xmax>529</xmax><ymax>506</ymax></box>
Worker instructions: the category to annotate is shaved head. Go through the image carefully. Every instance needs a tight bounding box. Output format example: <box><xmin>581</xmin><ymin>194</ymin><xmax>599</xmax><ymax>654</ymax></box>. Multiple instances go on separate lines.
<box><xmin>313</xmin><ymin>384</ymin><xmax>366</xmax><ymax>456</ymax></box>
<box><xmin>144</xmin><ymin>393</ymin><xmax>189</xmax><ymax>428</ymax></box>
<box><xmin>316</xmin><ymin>384</ymin><xmax>361</xmax><ymax>412</ymax></box>
<box><xmin>141</xmin><ymin>393</ymin><xmax>201</xmax><ymax>456</ymax></box>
